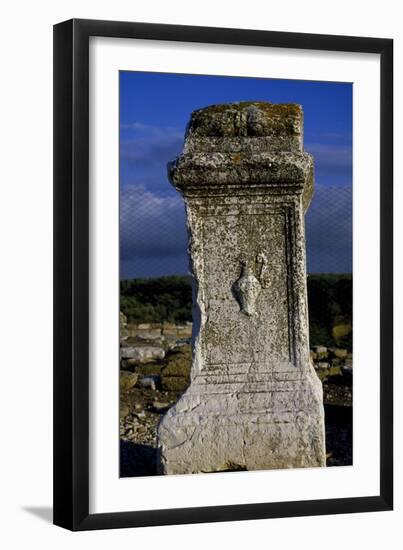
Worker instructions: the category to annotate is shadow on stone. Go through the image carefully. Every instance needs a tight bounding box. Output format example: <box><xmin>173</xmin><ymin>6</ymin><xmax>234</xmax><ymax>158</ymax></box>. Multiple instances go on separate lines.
<box><xmin>120</xmin><ymin>440</ymin><xmax>159</xmax><ymax>477</ymax></box>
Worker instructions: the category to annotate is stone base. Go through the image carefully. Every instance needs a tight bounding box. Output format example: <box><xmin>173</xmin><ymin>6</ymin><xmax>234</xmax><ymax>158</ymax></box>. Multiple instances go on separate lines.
<box><xmin>157</xmin><ymin>363</ymin><xmax>326</xmax><ymax>474</ymax></box>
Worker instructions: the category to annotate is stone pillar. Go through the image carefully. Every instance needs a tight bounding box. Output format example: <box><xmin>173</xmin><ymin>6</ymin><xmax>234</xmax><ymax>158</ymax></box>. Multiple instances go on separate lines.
<box><xmin>158</xmin><ymin>102</ymin><xmax>326</xmax><ymax>474</ymax></box>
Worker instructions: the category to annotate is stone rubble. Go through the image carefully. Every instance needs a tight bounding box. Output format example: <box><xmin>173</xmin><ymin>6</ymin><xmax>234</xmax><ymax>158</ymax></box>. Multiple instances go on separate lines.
<box><xmin>119</xmin><ymin>337</ymin><xmax>352</xmax><ymax>475</ymax></box>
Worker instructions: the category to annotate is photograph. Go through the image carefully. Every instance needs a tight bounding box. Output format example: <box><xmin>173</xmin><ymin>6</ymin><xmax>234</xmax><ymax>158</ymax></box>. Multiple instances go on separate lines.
<box><xmin>118</xmin><ymin>71</ymin><xmax>353</xmax><ymax>477</ymax></box>
<box><xmin>0</xmin><ymin>0</ymin><xmax>395</xmax><ymax>541</ymax></box>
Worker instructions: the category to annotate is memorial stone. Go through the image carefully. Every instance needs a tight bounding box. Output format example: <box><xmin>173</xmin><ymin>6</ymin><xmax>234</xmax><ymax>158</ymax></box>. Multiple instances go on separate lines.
<box><xmin>158</xmin><ymin>102</ymin><xmax>326</xmax><ymax>474</ymax></box>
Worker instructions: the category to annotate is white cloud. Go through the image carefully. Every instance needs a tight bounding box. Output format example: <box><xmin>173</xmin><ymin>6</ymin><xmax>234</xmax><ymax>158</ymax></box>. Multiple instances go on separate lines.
<box><xmin>306</xmin><ymin>184</ymin><xmax>352</xmax><ymax>273</ymax></box>
<box><xmin>120</xmin><ymin>183</ymin><xmax>352</xmax><ymax>277</ymax></box>
<box><xmin>120</xmin><ymin>184</ymin><xmax>187</xmax><ymax>260</ymax></box>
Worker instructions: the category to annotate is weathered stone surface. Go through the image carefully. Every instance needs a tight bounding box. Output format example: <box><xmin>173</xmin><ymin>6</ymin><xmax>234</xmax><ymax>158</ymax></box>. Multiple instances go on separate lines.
<box><xmin>119</xmin><ymin>403</ymin><xmax>130</xmax><ymax>418</ymax></box>
<box><xmin>162</xmin><ymin>322</ymin><xmax>192</xmax><ymax>338</ymax></box>
<box><xmin>120</xmin><ymin>371</ymin><xmax>138</xmax><ymax>392</ymax></box>
<box><xmin>161</xmin><ymin>346</ymin><xmax>192</xmax><ymax>377</ymax></box>
<box><xmin>183</xmin><ymin>102</ymin><xmax>303</xmax><ymax>152</ymax></box>
<box><xmin>120</xmin><ymin>345</ymin><xmax>165</xmax><ymax>363</ymax></box>
<box><xmin>120</xmin><ymin>312</ymin><xmax>129</xmax><ymax>341</ymax></box>
<box><xmin>160</xmin><ymin>346</ymin><xmax>192</xmax><ymax>392</ymax></box>
<box><xmin>134</xmin><ymin>331</ymin><xmax>163</xmax><ymax>341</ymax></box>
<box><xmin>122</xmin><ymin>321</ymin><xmax>192</xmax><ymax>343</ymax></box>
<box><xmin>158</xmin><ymin>102</ymin><xmax>326</xmax><ymax>474</ymax></box>
<box><xmin>153</xmin><ymin>401</ymin><xmax>171</xmax><ymax>413</ymax></box>
<box><xmin>139</xmin><ymin>375</ymin><xmax>159</xmax><ymax>391</ymax></box>
<box><xmin>328</xmin><ymin>347</ymin><xmax>348</xmax><ymax>360</ymax></box>
<box><xmin>314</xmin><ymin>345</ymin><xmax>328</xmax><ymax>360</ymax></box>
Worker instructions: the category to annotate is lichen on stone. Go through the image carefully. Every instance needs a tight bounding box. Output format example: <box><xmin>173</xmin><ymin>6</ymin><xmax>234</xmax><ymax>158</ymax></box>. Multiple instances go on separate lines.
<box><xmin>186</xmin><ymin>101</ymin><xmax>303</xmax><ymax>141</ymax></box>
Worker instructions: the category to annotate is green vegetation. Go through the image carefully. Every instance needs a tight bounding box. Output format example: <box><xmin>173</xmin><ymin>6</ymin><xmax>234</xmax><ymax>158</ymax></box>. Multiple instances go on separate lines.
<box><xmin>307</xmin><ymin>274</ymin><xmax>352</xmax><ymax>350</ymax></box>
<box><xmin>120</xmin><ymin>274</ymin><xmax>352</xmax><ymax>349</ymax></box>
<box><xmin>120</xmin><ymin>275</ymin><xmax>192</xmax><ymax>324</ymax></box>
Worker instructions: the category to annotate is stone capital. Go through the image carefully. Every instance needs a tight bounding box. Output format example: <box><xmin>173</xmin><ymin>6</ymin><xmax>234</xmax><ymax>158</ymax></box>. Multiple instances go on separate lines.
<box><xmin>169</xmin><ymin>102</ymin><xmax>314</xmax><ymax>209</ymax></box>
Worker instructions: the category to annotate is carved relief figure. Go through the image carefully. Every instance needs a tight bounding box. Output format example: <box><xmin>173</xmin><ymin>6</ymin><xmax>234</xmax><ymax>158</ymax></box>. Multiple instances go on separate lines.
<box><xmin>233</xmin><ymin>259</ymin><xmax>262</xmax><ymax>316</ymax></box>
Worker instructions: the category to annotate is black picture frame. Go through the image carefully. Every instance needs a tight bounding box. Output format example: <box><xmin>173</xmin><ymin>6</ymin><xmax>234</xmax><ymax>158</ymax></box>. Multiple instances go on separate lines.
<box><xmin>53</xmin><ymin>18</ymin><xmax>393</xmax><ymax>531</ymax></box>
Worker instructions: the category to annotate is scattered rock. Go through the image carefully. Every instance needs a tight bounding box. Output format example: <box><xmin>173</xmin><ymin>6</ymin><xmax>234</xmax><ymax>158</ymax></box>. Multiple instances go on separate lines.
<box><xmin>344</xmin><ymin>358</ymin><xmax>353</xmax><ymax>369</ymax></box>
<box><xmin>136</xmin><ymin>362</ymin><xmax>164</xmax><ymax>376</ymax></box>
<box><xmin>139</xmin><ymin>375</ymin><xmax>159</xmax><ymax>391</ymax></box>
<box><xmin>120</xmin><ymin>345</ymin><xmax>165</xmax><ymax>363</ymax></box>
<box><xmin>323</xmin><ymin>383</ymin><xmax>352</xmax><ymax>407</ymax></box>
<box><xmin>153</xmin><ymin>401</ymin><xmax>170</xmax><ymax>413</ymax></box>
<box><xmin>119</xmin><ymin>403</ymin><xmax>130</xmax><ymax>418</ymax></box>
<box><xmin>160</xmin><ymin>345</ymin><xmax>191</xmax><ymax>391</ymax></box>
<box><xmin>119</xmin><ymin>313</ymin><xmax>353</xmax><ymax>476</ymax></box>
<box><xmin>120</xmin><ymin>312</ymin><xmax>128</xmax><ymax>326</ymax></box>
<box><xmin>329</xmin><ymin>347</ymin><xmax>348</xmax><ymax>360</ymax></box>
<box><xmin>332</xmin><ymin>320</ymin><xmax>352</xmax><ymax>346</ymax></box>
<box><xmin>120</xmin><ymin>312</ymin><xmax>129</xmax><ymax>341</ymax></box>
<box><xmin>135</xmin><ymin>332</ymin><xmax>163</xmax><ymax>341</ymax></box>
<box><xmin>314</xmin><ymin>346</ymin><xmax>328</xmax><ymax>360</ymax></box>
<box><xmin>120</xmin><ymin>371</ymin><xmax>138</xmax><ymax>392</ymax></box>
<box><xmin>121</xmin><ymin>358</ymin><xmax>140</xmax><ymax>369</ymax></box>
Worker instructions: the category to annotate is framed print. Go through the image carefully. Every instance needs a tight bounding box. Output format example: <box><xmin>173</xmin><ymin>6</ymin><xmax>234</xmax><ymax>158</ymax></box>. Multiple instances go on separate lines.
<box><xmin>53</xmin><ymin>19</ymin><xmax>393</xmax><ymax>530</ymax></box>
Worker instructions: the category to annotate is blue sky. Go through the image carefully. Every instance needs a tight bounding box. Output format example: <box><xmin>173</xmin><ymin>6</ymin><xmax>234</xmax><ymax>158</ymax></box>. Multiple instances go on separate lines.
<box><xmin>120</xmin><ymin>71</ymin><xmax>352</xmax><ymax>279</ymax></box>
